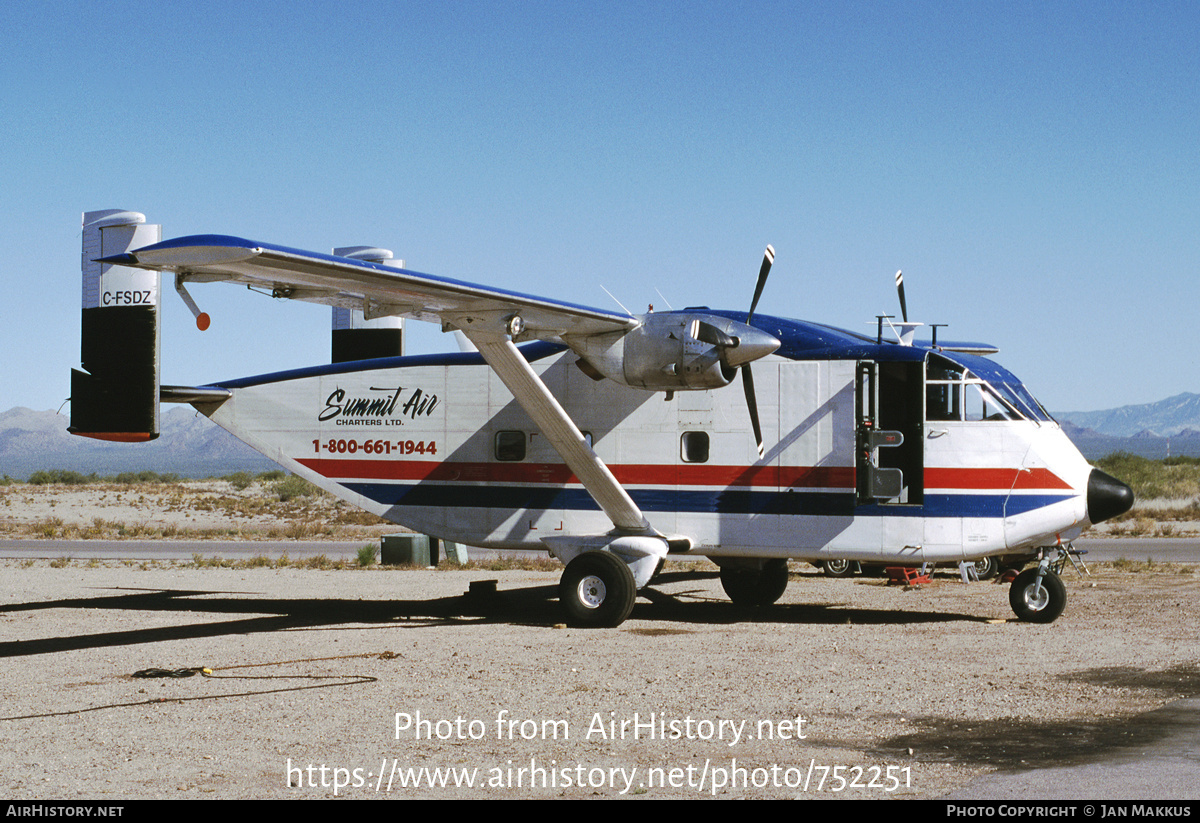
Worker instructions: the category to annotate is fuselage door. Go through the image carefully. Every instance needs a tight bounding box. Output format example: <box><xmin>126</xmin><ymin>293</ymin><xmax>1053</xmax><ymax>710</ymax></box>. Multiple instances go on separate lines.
<box><xmin>856</xmin><ymin>360</ymin><xmax>925</xmax><ymax>506</ymax></box>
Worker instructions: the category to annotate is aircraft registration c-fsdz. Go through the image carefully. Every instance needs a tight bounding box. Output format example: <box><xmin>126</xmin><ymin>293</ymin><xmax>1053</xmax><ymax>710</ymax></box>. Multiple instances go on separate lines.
<box><xmin>69</xmin><ymin>210</ymin><xmax>1134</xmax><ymax>628</ymax></box>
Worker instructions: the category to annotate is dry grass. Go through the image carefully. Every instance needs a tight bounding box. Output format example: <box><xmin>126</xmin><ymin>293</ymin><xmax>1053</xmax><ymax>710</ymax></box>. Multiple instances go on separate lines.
<box><xmin>0</xmin><ymin>476</ymin><xmax>391</xmax><ymax>540</ymax></box>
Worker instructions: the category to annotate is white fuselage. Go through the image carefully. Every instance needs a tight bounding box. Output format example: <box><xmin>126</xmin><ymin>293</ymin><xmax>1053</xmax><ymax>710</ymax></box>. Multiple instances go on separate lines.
<box><xmin>204</xmin><ymin>346</ymin><xmax>1092</xmax><ymax>564</ymax></box>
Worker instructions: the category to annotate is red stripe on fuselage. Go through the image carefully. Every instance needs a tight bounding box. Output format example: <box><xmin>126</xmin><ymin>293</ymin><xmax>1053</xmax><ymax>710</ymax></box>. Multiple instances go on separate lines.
<box><xmin>295</xmin><ymin>459</ymin><xmax>1070</xmax><ymax>491</ymax></box>
<box><xmin>924</xmin><ymin>467</ymin><xmax>1072</xmax><ymax>490</ymax></box>
<box><xmin>296</xmin><ymin>459</ymin><xmax>853</xmax><ymax>487</ymax></box>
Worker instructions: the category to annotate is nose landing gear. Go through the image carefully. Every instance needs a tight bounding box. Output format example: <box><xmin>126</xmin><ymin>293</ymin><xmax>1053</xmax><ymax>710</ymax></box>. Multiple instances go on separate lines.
<box><xmin>1008</xmin><ymin>549</ymin><xmax>1068</xmax><ymax>623</ymax></box>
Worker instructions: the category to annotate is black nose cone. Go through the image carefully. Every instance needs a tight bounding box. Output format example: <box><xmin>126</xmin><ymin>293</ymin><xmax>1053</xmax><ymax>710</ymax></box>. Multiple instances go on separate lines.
<box><xmin>1087</xmin><ymin>468</ymin><xmax>1134</xmax><ymax>524</ymax></box>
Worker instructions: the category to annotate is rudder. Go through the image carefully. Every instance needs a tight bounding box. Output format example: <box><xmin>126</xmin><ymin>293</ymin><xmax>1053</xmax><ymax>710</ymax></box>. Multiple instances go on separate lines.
<box><xmin>69</xmin><ymin>210</ymin><xmax>162</xmax><ymax>442</ymax></box>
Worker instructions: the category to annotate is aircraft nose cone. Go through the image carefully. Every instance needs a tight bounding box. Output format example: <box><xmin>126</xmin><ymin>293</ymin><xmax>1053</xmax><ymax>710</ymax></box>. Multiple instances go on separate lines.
<box><xmin>1087</xmin><ymin>468</ymin><xmax>1134</xmax><ymax>524</ymax></box>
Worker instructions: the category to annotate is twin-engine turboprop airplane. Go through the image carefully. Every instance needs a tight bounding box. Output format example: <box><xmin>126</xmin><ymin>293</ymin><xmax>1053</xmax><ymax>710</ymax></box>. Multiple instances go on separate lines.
<box><xmin>69</xmin><ymin>210</ymin><xmax>1133</xmax><ymax>628</ymax></box>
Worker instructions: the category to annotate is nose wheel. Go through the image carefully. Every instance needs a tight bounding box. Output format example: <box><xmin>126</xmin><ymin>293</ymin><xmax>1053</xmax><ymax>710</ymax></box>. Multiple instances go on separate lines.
<box><xmin>1009</xmin><ymin>567</ymin><xmax>1066</xmax><ymax>623</ymax></box>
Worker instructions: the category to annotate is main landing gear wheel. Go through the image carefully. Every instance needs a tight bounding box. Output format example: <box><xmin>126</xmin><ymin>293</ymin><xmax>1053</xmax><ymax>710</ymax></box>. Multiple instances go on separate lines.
<box><xmin>720</xmin><ymin>559</ymin><xmax>790</xmax><ymax>606</ymax></box>
<box><xmin>1009</xmin><ymin>568</ymin><xmax>1067</xmax><ymax>623</ymax></box>
<box><xmin>972</xmin><ymin>556</ymin><xmax>1000</xmax><ymax>581</ymax></box>
<box><xmin>559</xmin><ymin>552</ymin><xmax>637</xmax><ymax>628</ymax></box>
<box><xmin>821</xmin><ymin>558</ymin><xmax>857</xmax><ymax>578</ymax></box>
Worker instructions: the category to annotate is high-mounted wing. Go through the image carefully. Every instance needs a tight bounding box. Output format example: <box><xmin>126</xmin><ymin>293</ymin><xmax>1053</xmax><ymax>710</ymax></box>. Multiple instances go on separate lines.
<box><xmin>104</xmin><ymin>234</ymin><xmax>638</xmax><ymax>342</ymax></box>
<box><xmin>105</xmin><ymin>233</ymin><xmax>655</xmax><ymax>538</ymax></box>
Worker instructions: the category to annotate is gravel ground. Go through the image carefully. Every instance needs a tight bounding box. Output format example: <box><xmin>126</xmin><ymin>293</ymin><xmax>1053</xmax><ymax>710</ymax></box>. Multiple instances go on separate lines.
<box><xmin>1</xmin><ymin>559</ymin><xmax>1197</xmax><ymax>799</ymax></box>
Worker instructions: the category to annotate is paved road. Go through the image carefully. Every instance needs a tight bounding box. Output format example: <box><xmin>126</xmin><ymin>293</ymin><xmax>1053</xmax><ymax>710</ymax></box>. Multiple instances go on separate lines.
<box><xmin>946</xmin><ymin>698</ymin><xmax>1200</xmax><ymax>801</ymax></box>
<box><xmin>0</xmin><ymin>538</ymin><xmax>544</xmax><ymax>563</ymax></box>
<box><xmin>1073</xmin><ymin>537</ymin><xmax>1200</xmax><ymax>562</ymax></box>
<box><xmin>1</xmin><ymin>536</ymin><xmax>1197</xmax><ymax>562</ymax></box>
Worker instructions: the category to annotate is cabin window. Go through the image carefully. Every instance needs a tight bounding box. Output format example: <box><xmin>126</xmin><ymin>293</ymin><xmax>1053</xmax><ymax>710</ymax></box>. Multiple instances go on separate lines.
<box><xmin>681</xmin><ymin>431</ymin><xmax>709</xmax><ymax>463</ymax></box>
<box><xmin>495</xmin><ymin>431</ymin><xmax>526</xmax><ymax>461</ymax></box>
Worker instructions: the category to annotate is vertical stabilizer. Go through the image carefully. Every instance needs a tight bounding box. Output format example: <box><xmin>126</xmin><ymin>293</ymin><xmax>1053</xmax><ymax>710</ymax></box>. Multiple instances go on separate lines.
<box><xmin>69</xmin><ymin>210</ymin><xmax>162</xmax><ymax>441</ymax></box>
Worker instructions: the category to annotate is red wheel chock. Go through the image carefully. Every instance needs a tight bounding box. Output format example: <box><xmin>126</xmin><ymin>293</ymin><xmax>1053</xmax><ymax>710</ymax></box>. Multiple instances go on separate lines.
<box><xmin>885</xmin><ymin>566</ymin><xmax>930</xmax><ymax>586</ymax></box>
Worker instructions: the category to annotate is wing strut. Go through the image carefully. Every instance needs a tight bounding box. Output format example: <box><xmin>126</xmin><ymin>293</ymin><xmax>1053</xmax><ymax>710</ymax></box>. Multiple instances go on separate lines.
<box><xmin>461</xmin><ymin>329</ymin><xmax>652</xmax><ymax>534</ymax></box>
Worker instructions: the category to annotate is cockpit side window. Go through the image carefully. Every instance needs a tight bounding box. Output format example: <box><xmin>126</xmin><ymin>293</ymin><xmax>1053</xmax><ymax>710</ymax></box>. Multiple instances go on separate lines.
<box><xmin>926</xmin><ymin>355</ymin><xmax>1022</xmax><ymax>422</ymax></box>
<box><xmin>926</xmin><ymin>356</ymin><xmax>965</xmax><ymax>421</ymax></box>
<box><xmin>927</xmin><ymin>380</ymin><xmax>961</xmax><ymax>421</ymax></box>
<box><xmin>964</xmin><ymin>382</ymin><xmax>1017</xmax><ymax>421</ymax></box>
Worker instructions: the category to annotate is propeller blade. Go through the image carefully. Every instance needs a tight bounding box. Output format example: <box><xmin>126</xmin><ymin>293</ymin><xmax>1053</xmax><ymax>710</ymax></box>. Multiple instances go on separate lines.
<box><xmin>742</xmin><ymin>364</ymin><xmax>765</xmax><ymax>458</ymax></box>
<box><xmin>692</xmin><ymin>319</ymin><xmax>736</xmax><ymax>349</ymax></box>
<box><xmin>747</xmin><ymin>245</ymin><xmax>774</xmax><ymax>325</ymax></box>
<box><xmin>895</xmin><ymin>269</ymin><xmax>908</xmax><ymax>323</ymax></box>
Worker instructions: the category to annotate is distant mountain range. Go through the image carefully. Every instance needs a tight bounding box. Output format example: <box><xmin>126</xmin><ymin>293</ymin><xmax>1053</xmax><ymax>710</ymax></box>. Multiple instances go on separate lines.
<box><xmin>1052</xmin><ymin>392</ymin><xmax>1200</xmax><ymax>459</ymax></box>
<box><xmin>3</xmin><ymin>391</ymin><xmax>1200</xmax><ymax>480</ymax></box>
<box><xmin>1055</xmin><ymin>393</ymin><xmax>1200</xmax><ymax>438</ymax></box>
<box><xmin>0</xmin><ymin>406</ymin><xmax>277</xmax><ymax>480</ymax></box>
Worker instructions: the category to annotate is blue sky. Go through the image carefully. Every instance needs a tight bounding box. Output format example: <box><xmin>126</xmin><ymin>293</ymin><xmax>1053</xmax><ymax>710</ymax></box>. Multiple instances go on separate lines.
<box><xmin>2</xmin><ymin>1</ymin><xmax>1197</xmax><ymax>415</ymax></box>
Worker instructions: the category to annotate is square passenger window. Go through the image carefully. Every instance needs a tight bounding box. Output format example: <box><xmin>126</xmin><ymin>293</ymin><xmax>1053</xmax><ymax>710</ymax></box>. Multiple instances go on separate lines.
<box><xmin>681</xmin><ymin>431</ymin><xmax>710</xmax><ymax>463</ymax></box>
<box><xmin>495</xmin><ymin>431</ymin><xmax>526</xmax><ymax>461</ymax></box>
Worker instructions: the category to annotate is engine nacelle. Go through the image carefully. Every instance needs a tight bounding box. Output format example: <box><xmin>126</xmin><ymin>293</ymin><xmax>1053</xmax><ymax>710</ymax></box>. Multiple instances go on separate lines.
<box><xmin>567</xmin><ymin>312</ymin><xmax>779</xmax><ymax>391</ymax></box>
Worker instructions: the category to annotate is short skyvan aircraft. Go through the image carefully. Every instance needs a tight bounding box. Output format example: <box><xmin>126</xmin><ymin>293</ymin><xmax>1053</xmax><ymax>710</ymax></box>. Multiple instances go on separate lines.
<box><xmin>70</xmin><ymin>210</ymin><xmax>1133</xmax><ymax>628</ymax></box>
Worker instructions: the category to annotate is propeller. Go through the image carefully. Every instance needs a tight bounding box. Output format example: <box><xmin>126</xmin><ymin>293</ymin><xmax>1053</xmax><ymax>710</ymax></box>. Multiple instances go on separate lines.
<box><xmin>743</xmin><ymin>245</ymin><xmax>775</xmax><ymax>457</ymax></box>
<box><xmin>685</xmin><ymin>245</ymin><xmax>776</xmax><ymax>457</ymax></box>
<box><xmin>895</xmin><ymin>269</ymin><xmax>907</xmax><ymax>322</ymax></box>
<box><xmin>747</xmin><ymin>245</ymin><xmax>774</xmax><ymax>325</ymax></box>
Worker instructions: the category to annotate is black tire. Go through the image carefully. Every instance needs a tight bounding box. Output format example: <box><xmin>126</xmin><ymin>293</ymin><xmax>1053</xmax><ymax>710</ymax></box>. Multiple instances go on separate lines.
<box><xmin>559</xmin><ymin>552</ymin><xmax>637</xmax><ymax>628</ymax></box>
<box><xmin>1009</xmin><ymin>568</ymin><xmax>1067</xmax><ymax>623</ymax></box>
<box><xmin>720</xmin><ymin>559</ymin><xmax>790</xmax><ymax>606</ymax></box>
<box><xmin>821</xmin><ymin>558</ymin><xmax>857</xmax><ymax>578</ymax></box>
<box><xmin>972</xmin><ymin>556</ymin><xmax>1000</xmax><ymax>581</ymax></box>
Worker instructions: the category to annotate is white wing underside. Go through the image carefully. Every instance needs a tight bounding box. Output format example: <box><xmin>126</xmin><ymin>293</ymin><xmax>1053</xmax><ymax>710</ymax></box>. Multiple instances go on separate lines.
<box><xmin>122</xmin><ymin>236</ymin><xmax>636</xmax><ymax>342</ymax></box>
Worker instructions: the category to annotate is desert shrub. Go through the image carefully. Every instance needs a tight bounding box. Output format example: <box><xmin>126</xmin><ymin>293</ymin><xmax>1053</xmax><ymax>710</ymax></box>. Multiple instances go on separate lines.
<box><xmin>1095</xmin><ymin>452</ymin><xmax>1200</xmax><ymax>502</ymax></box>
<box><xmin>28</xmin><ymin>469</ymin><xmax>96</xmax><ymax>485</ymax></box>
<box><xmin>274</xmin><ymin>474</ymin><xmax>318</xmax><ymax>502</ymax></box>
<box><xmin>223</xmin><ymin>471</ymin><xmax>254</xmax><ymax>490</ymax></box>
<box><xmin>109</xmin><ymin>471</ymin><xmax>181</xmax><ymax>485</ymax></box>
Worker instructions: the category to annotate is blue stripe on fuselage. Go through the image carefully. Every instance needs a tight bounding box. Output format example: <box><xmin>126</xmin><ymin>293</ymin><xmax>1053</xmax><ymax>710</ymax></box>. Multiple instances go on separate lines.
<box><xmin>344</xmin><ymin>483</ymin><xmax>1074</xmax><ymax>518</ymax></box>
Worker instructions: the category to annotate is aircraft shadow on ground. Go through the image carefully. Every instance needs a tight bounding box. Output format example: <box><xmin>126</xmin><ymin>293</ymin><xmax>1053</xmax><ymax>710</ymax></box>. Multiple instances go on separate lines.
<box><xmin>880</xmin><ymin>694</ymin><xmax>1200</xmax><ymax>772</ymax></box>
<box><xmin>0</xmin><ymin>570</ymin><xmax>985</xmax><ymax>659</ymax></box>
